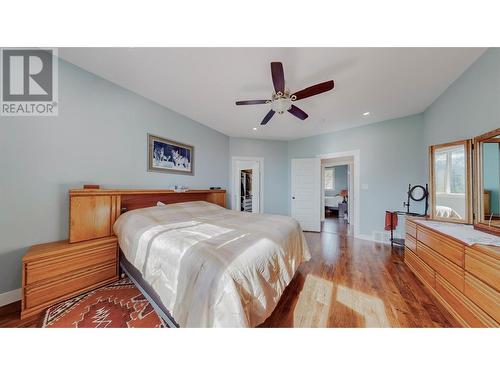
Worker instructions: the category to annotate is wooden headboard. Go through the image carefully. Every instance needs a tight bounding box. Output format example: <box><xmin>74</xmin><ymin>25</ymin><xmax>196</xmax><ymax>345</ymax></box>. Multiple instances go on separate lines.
<box><xmin>69</xmin><ymin>188</ymin><xmax>226</xmax><ymax>243</ymax></box>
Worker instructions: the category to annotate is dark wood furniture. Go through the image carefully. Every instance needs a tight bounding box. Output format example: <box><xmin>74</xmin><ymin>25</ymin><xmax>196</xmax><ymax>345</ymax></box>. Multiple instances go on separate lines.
<box><xmin>21</xmin><ymin>236</ymin><xmax>118</xmax><ymax>319</ymax></box>
<box><xmin>404</xmin><ymin>217</ymin><xmax>499</xmax><ymax>327</ymax></box>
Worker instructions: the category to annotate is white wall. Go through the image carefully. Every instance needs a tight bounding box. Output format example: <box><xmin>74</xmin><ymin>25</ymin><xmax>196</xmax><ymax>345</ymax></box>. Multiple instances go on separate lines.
<box><xmin>0</xmin><ymin>58</ymin><xmax>230</xmax><ymax>294</ymax></box>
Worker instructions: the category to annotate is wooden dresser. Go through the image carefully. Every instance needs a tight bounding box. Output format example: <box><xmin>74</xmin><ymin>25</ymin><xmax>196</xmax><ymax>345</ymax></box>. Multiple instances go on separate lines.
<box><xmin>21</xmin><ymin>237</ymin><xmax>118</xmax><ymax>319</ymax></box>
<box><xmin>404</xmin><ymin>218</ymin><xmax>500</xmax><ymax>327</ymax></box>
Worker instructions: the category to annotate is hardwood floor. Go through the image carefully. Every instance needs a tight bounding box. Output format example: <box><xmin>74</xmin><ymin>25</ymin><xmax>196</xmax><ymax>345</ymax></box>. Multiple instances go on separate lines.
<box><xmin>1</xmin><ymin>217</ymin><xmax>459</xmax><ymax>328</ymax></box>
<box><xmin>0</xmin><ymin>301</ymin><xmax>41</xmax><ymax>328</ymax></box>
<box><xmin>260</xmin><ymin>217</ymin><xmax>459</xmax><ymax>327</ymax></box>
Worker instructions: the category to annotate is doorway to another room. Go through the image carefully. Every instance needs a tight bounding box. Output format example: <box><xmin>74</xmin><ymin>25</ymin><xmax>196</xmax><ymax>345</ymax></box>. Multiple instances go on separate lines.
<box><xmin>231</xmin><ymin>157</ymin><xmax>264</xmax><ymax>213</ymax></box>
<box><xmin>320</xmin><ymin>153</ymin><xmax>358</xmax><ymax>236</ymax></box>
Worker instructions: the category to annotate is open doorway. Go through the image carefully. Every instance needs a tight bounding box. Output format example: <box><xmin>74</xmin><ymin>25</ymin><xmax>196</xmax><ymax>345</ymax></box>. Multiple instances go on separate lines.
<box><xmin>231</xmin><ymin>157</ymin><xmax>264</xmax><ymax>213</ymax></box>
<box><xmin>318</xmin><ymin>151</ymin><xmax>360</xmax><ymax>237</ymax></box>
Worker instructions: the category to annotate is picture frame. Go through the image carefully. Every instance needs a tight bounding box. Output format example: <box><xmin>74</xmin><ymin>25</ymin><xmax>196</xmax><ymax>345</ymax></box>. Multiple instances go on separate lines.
<box><xmin>148</xmin><ymin>133</ymin><xmax>194</xmax><ymax>175</ymax></box>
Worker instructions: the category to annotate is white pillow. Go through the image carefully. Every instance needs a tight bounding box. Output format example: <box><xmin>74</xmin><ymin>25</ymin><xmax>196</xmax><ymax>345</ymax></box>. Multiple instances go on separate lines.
<box><xmin>157</xmin><ymin>201</ymin><xmax>166</xmax><ymax>206</ymax></box>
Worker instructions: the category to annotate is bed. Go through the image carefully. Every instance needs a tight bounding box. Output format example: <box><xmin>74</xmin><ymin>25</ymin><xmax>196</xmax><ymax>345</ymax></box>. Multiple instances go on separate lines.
<box><xmin>113</xmin><ymin>200</ymin><xmax>311</xmax><ymax>328</ymax></box>
<box><xmin>435</xmin><ymin>205</ymin><xmax>462</xmax><ymax>219</ymax></box>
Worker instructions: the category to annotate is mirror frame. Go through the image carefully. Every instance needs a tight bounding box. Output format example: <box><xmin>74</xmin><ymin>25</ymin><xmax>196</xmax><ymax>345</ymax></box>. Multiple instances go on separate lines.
<box><xmin>474</xmin><ymin>128</ymin><xmax>500</xmax><ymax>235</ymax></box>
<box><xmin>429</xmin><ymin>139</ymin><xmax>473</xmax><ymax>224</ymax></box>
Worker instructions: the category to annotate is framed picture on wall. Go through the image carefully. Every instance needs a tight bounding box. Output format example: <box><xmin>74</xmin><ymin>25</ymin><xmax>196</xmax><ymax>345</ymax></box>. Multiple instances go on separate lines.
<box><xmin>148</xmin><ymin>134</ymin><xmax>194</xmax><ymax>175</ymax></box>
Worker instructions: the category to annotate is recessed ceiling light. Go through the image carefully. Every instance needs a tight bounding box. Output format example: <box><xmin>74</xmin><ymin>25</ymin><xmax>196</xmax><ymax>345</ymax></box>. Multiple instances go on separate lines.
<box><xmin>252</xmin><ymin>127</ymin><xmax>257</xmax><ymax>131</ymax></box>
<box><xmin>363</xmin><ymin>112</ymin><xmax>370</xmax><ymax>116</ymax></box>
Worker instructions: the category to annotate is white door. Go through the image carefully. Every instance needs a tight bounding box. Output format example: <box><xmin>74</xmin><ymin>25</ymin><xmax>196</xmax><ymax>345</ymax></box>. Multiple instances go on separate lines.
<box><xmin>291</xmin><ymin>158</ymin><xmax>321</xmax><ymax>232</ymax></box>
<box><xmin>233</xmin><ymin>160</ymin><xmax>261</xmax><ymax>213</ymax></box>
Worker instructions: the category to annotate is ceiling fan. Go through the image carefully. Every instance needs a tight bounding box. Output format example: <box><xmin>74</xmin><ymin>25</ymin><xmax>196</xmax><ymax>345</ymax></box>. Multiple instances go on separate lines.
<box><xmin>235</xmin><ymin>62</ymin><xmax>334</xmax><ymax>125</ymax></box>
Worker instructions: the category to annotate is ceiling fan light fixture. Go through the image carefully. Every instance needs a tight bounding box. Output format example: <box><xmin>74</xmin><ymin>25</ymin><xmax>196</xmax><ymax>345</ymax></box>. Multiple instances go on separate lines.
<box><xmin>271</xmin><ymin>90</ymin><xmax>293</xmax><ymax>115</ymax></box>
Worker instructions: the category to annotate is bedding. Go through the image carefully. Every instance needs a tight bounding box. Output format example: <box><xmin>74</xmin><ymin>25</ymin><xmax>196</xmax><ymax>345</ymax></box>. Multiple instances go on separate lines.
<box><xmin>113</xmin><ymin>201</ymin><xmax>311</xmax><ymax>327</ymax></box>
<box><xmin>435</xmin><ymin>205</ymin><xmax>462</xmax><ymax>219</ymax></box>
<box><xmin>325</xmin><ymin>195</ymin><xmax>343</xmax><ymax>208</ymax></box>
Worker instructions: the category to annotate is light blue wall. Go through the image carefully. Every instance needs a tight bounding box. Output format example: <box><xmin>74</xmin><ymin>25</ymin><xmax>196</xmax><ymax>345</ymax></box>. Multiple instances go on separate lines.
<box><xmin>288</xmin><ymin>114</ymin><xmax>426</xmax><ymax>236</ymax></box>
<box><xmin>423</xmin><ymin>48</ymin><xmax>499</xmax><ymax>216</ymax></box>
<box><xmin>229</xmin><ymin>138</ymin><xmax>288</xmax><ymax>215</ymax></box>
<box><xmin>0</xmin><ymin>58</ymin><xmax>229</xmax><ymax>294</ymax></box>
<box><xmin>335</xmin><ymin>165</ymin><xmax>348</xmax><ymax>195</ymax></box>
<box><xmin>483</xmin><ymin>143</ymin><xmax>500</xmax><ymax>215</ymax></box>
<box><xmin>325</xmin><ymin>165</ymin><xmax>348</xmax><ymax>196</ymax></box>
<box><xmin>423</xmin><ymin>48</ymin><xmax>498</xmax><ymax>148</ymax></box>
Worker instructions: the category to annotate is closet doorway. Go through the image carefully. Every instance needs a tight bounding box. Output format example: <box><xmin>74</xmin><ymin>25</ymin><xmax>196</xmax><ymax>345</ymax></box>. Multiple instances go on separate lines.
<box><xmin>231</xmin><ymin>157</ymin><xmax>264</xmax><ymax>213</ymax></box>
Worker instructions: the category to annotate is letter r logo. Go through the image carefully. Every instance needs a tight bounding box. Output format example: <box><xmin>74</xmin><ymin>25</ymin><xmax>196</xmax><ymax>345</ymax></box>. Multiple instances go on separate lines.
<box><xmin>2</xmin><ymin>49</ymin><xmax>53</xmax><ymax>101</ymax></box>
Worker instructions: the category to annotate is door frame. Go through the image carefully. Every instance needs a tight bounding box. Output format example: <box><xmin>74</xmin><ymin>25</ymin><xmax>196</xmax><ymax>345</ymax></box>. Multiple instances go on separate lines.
<box><xmin>231</xmin><ymin>156</ymin><xmax>264</xmax><ymax>213</ymax></box>
<box><xmin>321</xmin><ymin>161</ymin><xmax>353</xmax><ymax>222</ymax></box>
<box><xmin>317</xmin><ymin>150</ymin><xmax>360</xmax><ymax>237</ymax></box>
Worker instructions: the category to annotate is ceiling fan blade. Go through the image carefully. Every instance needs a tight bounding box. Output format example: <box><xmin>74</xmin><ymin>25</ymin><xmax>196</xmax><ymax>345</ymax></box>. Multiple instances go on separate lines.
<box><xmin>288</xmin><ymin>105</ymin><xmax>308</xmax><ymax>120</ymax></box>
<box><xmin>271</xmin><ymin>62</ymin><xmax>285</xmax><ymax>94</ymax></box>
<box><xmin>235</xmin><ymin>100</ymin><xmax>268</xmax><ymax>105</ymax></box>
<box><xmin>261</xmin><ymin>109</ymin><xmax>275</xmax><ymax>125</ymax></box>
<box><xmin>292</xmin><ymin>80</ymin><xmax>334</xmax><ymax>101</ymax></box>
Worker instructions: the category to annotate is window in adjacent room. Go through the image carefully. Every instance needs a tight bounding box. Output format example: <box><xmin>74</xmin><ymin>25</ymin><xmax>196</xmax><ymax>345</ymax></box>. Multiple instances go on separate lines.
<box><xmin>324</xmin><ymin>168</ymin><xmax>335</xmax><ymax>191</ymax></box>
<box><xmin>435</xmin><ymin>146</ymin><xmax>465</xmax><ymax>195</ymax></box>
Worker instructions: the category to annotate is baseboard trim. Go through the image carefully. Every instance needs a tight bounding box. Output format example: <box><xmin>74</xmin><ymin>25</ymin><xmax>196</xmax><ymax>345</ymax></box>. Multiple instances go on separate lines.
<box><xmin>355</xmin><ymin>233</ymin><xmax>391</xmax><ymax>245</ymax></box>
<box><xmin>0</xmin><ymin>288</ymin><xmax>21</xmax><ymax>307</ymax></box>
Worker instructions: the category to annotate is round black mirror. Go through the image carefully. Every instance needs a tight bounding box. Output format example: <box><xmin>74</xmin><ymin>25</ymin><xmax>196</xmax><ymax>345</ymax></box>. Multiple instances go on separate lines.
<box><xmin>409</xmin><ymin>185</ymin><xmax>427</xmax><ymax>201</ymax></box>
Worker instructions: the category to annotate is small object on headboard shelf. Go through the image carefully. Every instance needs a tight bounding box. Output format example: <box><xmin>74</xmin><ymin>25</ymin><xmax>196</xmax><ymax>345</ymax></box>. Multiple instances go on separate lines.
<box><xmin>210</xmin><ymin>187</ymin><xmax>222</xmax><ymax>190</ymax></box>
<box><xmin>170</xmin><ymin>185</ymin><xmax>189</xmax><ymax>192</ymax></box>
<box><xmin>83</xmin><ymin>184</ymin><xmax>100</xmax><ymax>189</ymax></box>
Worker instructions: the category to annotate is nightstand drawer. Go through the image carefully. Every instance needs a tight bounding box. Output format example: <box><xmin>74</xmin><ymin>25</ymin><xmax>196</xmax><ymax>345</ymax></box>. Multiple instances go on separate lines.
<box><xmin>24</xmin><ymin>261</ymin><xmax>117</xmax><ymax>311</ymax></box>
<box><xmin>25</xmin><ymin>242</ymin><xmax>117</xmax><ymax>285</ymax></box>
<box><xmin>22</xmin><ymin>236</ymin><xmax>119</xmax><ymax>318</ymax></box>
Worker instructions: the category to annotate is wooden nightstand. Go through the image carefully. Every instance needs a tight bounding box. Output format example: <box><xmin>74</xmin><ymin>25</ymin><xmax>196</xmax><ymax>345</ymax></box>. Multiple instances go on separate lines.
<box><xmin>21</xmin><ymin>236</ymin><xmax>118</xmax><ymax>319</ymax></box>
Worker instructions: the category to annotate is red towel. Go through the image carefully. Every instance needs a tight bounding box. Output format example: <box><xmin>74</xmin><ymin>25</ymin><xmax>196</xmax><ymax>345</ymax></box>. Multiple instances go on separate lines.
<box><xmin>384</xmin><ymin>212</ymin><xmax>398</xmax><ymax>231</ymax></box>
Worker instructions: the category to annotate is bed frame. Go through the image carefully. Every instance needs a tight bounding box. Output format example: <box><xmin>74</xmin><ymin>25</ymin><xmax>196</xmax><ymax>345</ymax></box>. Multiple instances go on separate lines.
<box><xmin>69</xmin><ymin>188</ymin><xmax>226</xmax><ymax>243</ymax></box>
<box><xmin>68</xmin><ymin>187</ymin><xmax>226</xmax><ymax>327</ymax></box>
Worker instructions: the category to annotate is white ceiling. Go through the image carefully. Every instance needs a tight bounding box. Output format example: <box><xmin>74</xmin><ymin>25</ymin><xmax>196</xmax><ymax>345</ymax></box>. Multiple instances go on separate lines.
<box><xmin>59</xmin><ymin>48</ymin><xmax>485</xmax><ymax>141</ymax></box>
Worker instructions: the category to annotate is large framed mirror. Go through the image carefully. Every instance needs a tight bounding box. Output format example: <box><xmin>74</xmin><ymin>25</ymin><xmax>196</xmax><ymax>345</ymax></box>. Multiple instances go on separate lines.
<box><xmin>474</xmin><ymin>128</ymin><xmax>500</xmax><ymax>234</ymax></box>
<box><xmin>429</xmin><ymin>140</ymin><xmax>473</xmax><ymax>223</ymax></box>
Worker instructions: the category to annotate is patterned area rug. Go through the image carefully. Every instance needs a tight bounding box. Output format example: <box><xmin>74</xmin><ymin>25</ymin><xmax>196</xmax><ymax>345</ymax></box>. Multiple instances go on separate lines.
<box><xmin>42</xmin><ymin>278</ymin><xmax>165</xmax><ymax>328</ymax></box>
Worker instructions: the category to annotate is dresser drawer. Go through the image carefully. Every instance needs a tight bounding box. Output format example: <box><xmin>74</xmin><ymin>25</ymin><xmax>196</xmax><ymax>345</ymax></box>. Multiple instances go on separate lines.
<box><xmin>405</xmin><ymin>235</ymin><xmax>416</xmax><ymax>253</ymax></box>
<box><xmin>24</xmin><ymin>261</ymin><xmax>117</xmax><ymax>310</ymax></box>
<box><xmin>25</xmin><ymin>242</ymin><xmax>117</xmax><ymax>285</ymax></box>
<box><xmin>406</xmin><ymin>219</ymin><xmax>417</xmax><ymax>238</ymax></box>
<box><xmin>417</xmin><ymin>241</ymin><xmax>464</xmax><ymax>292</ymax></box>
<box><xmin>464</xmin><ymin>273</ymin><xmax>500</xmax><ymax>323</ymax></box>
<box><xmin>465</xmin><ymin>247</ymin><xmax>500</xmax><ymax>291</ymax></box>
<box><xmin>417</xmin><ymin>226</ymin><xmax>464</xmax><ymax>267</ymax></box>
<box><xmin>405</xmin><ymin>249</ymin><xmax>435</xmax><ymax>289</ymax></box>
<box><xmin>435</xmin><ymin>275</ymin><xmax>498</xmax><ymax>328</ymax></box>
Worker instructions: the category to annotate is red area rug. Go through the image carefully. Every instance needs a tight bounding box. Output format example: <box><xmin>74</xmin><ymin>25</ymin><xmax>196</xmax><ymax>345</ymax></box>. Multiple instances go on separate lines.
<box><xmin>42</xmin><ymin>278</ymin><xmax>165</xmax><ymax>328</ymax></box>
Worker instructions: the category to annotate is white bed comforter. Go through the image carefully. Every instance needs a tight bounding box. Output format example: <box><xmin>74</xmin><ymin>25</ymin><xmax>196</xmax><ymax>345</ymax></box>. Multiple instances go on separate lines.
<box><xmin>113</xmin><ymin>201</ymin><xmax>311</xmax><ymax>327</ymax></box>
